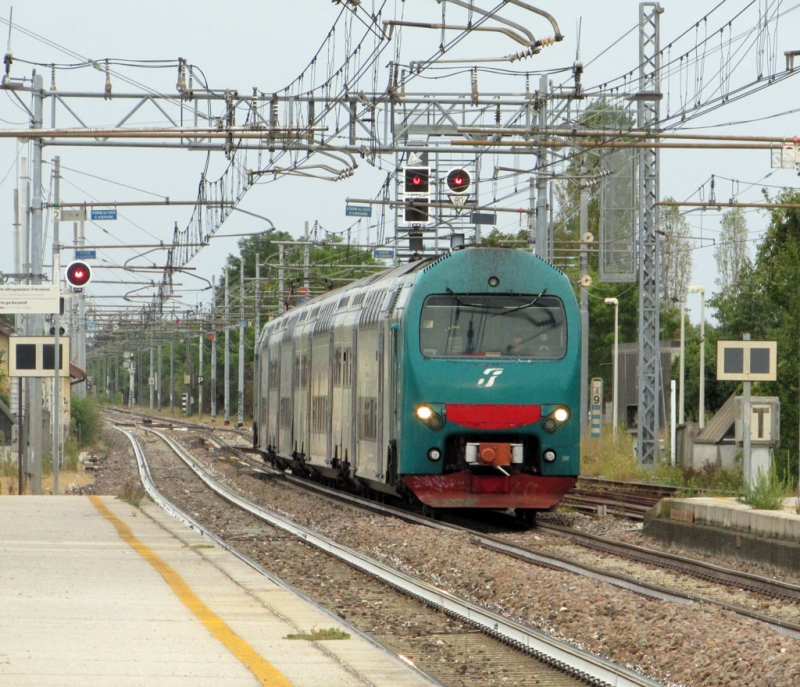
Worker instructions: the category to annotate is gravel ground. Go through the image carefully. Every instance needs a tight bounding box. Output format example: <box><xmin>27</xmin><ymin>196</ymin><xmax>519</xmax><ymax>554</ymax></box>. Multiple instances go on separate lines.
<box><xmin>87</xmin><ymin>422</ymin><xmax>800</xmax><ymax>687</ymax></box>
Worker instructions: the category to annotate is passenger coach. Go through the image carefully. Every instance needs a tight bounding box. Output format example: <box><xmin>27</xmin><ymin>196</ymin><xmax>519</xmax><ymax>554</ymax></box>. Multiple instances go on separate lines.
<box><xmin>254</xmin><ymin>246</ymin><xmax>580</xmax><ymax>517</ymax></box>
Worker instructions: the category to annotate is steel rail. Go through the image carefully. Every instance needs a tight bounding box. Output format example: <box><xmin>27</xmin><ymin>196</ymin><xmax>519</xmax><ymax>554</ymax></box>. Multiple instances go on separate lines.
<box><xmin>109</xmin><ymin>410</ymin><xmax>800</xmax><ymax>642</ymax></box>
<box><xmin>141</xmin><ymin>425</ymin><xmax>663</xmax><ymax>687</ymax></box>
<box><xmin>537</xmin><ymin>523</ymin><xmax>800</xmax><ymax>604</ymax></box>
<box><xmin>267</xmin><ymin>467</ymin><xmax>800</xmax><ymax>639</ymax></box>
<box><xmin>111</xmin><ymin>425</ymin><xmax>445</xmax><ymax>687</ymax></box>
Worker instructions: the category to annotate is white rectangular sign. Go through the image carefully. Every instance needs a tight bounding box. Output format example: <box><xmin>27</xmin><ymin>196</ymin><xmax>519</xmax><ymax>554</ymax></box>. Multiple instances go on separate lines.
<box><xmin>716</xmin><ymin>341</ymin><xmax>777</xmax><ymax>381</ymax></box>
<box><xmin>0</xmin><ymin>285</ymin><xmax>60</xmax><ymax>314</ymax></box>
<box><xmin>8</xmin><ymin>336</ymin><xmax>70</xmax><ymax>377</ymax></box>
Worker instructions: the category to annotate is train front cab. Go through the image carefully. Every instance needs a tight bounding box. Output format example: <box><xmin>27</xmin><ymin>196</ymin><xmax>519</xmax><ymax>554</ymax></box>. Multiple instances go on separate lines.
<box><xmin>396</xmin><ymin>253</ymin><xmax>581</xmax><ymax>513</ymax></box>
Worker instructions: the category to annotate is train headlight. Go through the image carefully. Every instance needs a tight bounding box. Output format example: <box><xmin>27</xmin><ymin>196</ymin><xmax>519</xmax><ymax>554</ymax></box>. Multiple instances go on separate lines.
<box><xmin>416</xmin><ymin>405</ymin><xmax>433</xmax><ymax>420</ymax></box>
<box><xmin>543</xmin><ymin>449</ymin><xmax>557</xmax><ymax>463</ymax></box>
<box><xmin>427</xmin><ymin>448</ymin><xmax>442</xmax><ymax>461</ymax></box>
<box><xmin>542</xmin><ymin>406</ymin><xmax>570</xmax><ymax>433</ymax></box>
<box><xmin>415</xmin><ymin>405</ymin><xmax>444</xmax><ymax>430</ymax></box>
<box><xmin>553</xmin><ymin>407</ymin><xmax>570</xmax><ymax>423</ymax></box>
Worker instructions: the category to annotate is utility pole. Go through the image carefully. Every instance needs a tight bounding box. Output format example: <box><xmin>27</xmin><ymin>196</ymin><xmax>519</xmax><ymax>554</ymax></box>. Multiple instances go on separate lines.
<box><xmin>224</xmin><ymin>265</ymin><xmax>230</xmax><ymax>425</ymax></box>
<box><xmin>52</xmin><ymin>156</ymin><xmax>61</xmax><ymax>495</ymax></box>
<box><xmin>238</xmin><ymin>259</ymin><xmax>245</xmax><ymax>427</ymax></box>
<box><xmin>198</xmin><ymin>327</ymin><xmax>203</xmax><ymax>420</ymax></box>
<box><xmin>211</xmin><ymin>276</ymin><xmax>217</xmax><ymax>421</ymax></box>
<box><xmin>184</xmin><ymin>327</ymin><xmax>191</xmax><ymax>416</ymax></box>
<box><xmin>149</xmin><ymin>344</ymin><xmax>154</xmax><ymax>409</ymax></box>
<box><xmin>169</xmin><ymin>339</ymin><xmax>174</xmax><ymax>415</ymax></box>
<box><xmin>534</xmin><ymin>74</ymin><xmax>549</xmax><ymax>259</ymax></box>
<box><xmin>157</xmin><ymin>343</ymin><xmax>162</xmax><ymax>411</ymax></box>
<box><xmin>253</xmin><ymin>253</ymin><xmax>260</xmax><ymax>424</ymax></box>
<box><xmin>27</xmin><ymin>73</ymin><xmax>44</xmax><ymax>494</ymax></box>
<box><xmin>74</xmin><ymin>213</ymin><xmax>87</xmax><ymax>398</ymax></box>
<box><xmin>579</xmin><ymin>160</ymin><xmax>590</xmax><ymax>439</ymax></box>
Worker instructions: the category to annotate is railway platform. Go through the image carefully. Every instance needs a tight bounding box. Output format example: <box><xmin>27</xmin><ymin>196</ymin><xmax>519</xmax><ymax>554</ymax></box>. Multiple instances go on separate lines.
<box><xmin>0</xmin><ymin>495</ymin><xmax>437</xmax><ymax>687</ymax></box>
<box><xmin>644</xmin><ymin>495</ymin><xmax>800</xmax><ymax>573</ymax></box>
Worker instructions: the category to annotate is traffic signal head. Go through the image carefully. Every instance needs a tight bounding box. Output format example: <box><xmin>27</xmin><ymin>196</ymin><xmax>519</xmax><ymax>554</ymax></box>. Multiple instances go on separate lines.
<box><xmin>446</xmin><ymin>168</ymin><xmax>471</xmax><ymax>194</ymax></box>
<box><xmin>404</xmin><ymin>167</ymin><xmax>430</xmax><ymax>195</ymax></box>
<box><xmin>404</xmin><ymin>198</ymin><xmax>430</xmax><ymax>224</ymax></box>
<box><xmin>65</xmin><ymin>260</ymin><xmax>92</xmax><ymax>290</ymax></box>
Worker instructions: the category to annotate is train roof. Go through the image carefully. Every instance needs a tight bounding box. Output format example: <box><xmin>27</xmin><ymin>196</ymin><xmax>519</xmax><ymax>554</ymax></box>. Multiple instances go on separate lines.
<box><xmin>266</xmin><ymin>246</ymin><xmax>567</xmax><ymax>328</ymax></box>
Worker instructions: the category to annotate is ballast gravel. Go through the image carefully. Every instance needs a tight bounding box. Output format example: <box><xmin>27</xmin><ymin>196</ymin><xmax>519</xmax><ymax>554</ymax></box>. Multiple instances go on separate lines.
<box><xmin>87</xmin><ymin>424</ymin><xmax>800</xmax><ymax>687</ymax></box>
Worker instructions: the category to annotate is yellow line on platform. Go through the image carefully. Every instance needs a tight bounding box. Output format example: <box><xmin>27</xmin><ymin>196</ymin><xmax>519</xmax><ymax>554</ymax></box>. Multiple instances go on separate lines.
<box><xmin>89</xmin><ymin>495</ymin><xmax>293</xmax><ymax>687</ymax></box>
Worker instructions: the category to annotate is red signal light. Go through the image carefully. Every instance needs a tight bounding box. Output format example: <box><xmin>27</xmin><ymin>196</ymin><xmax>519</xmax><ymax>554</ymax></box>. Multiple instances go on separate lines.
<box><xmin>65</xmin><ymin>260</ymin><xmax>92</xmax><ymax>289</ymax></box>
<box><xmin>446</xmin><ymin>168</ymin><xmax>471</xmax><ymax>194</ymax></box>
<box><xmin>404</xmin><ymin>167</ymin><xmax>430</xmax><ymax>195</ymax></box>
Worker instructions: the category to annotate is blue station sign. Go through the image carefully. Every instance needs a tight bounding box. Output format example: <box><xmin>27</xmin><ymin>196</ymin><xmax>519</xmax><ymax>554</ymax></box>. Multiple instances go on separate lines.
<box><xmin>91</xmin><ymin>209</ymin><xmax>117</xmax><ymax>221</ymax></box>
<box><xmin>346</xmin><ymin>205</ymin><xmax>372</xmax><ymax>218</ymax></box>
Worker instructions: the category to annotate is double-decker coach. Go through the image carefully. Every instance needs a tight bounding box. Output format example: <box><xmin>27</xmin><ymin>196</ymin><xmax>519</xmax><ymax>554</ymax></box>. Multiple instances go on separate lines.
<box><xmin>255</xmin><ymin>246</ymin><xmax>580</xmax><ymax>518</ymax></box>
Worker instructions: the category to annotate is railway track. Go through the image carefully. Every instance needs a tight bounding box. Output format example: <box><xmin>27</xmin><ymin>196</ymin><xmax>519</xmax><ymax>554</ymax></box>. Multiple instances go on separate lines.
<box><xmin>562</xmin><ymin>478</ymin><xmax>693</xmax><ymax>520</ymax></box>
<box><xmin>111</xmin><ymin>417</ymin><xmax>662</xmax><ymax>687</ymax></box>
<box><xmin>105</xmin><ymin>408</ymin><xmax>800</xmax><ymax>638</ymax></box>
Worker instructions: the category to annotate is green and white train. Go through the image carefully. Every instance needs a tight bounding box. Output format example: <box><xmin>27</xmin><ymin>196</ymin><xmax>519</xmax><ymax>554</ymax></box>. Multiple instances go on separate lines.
<box><xmin>254</xmin><ymin>246</ymin><xmax>580</xmax><ymax>516</ymax></box>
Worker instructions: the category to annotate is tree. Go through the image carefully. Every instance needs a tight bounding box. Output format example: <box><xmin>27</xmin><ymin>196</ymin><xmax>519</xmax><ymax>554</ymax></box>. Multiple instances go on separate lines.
<box><xmin>714</xmin><ymin>207</ymin><xmax>750</xmax><ymax>292</ymax></box>
<box><xmin>207</xmin><ymin>226</ymin><xmax>381</xmax><ymax>420</ymax></box>
<box><xmin>660</xmin><ymin>201</ymin><xmax>694</xmax><ymax>304</ymax></box>
<box><xmin>709</xmin><ymin>190</ymin><xmax>800</xmax><ymax>484</ymax></box>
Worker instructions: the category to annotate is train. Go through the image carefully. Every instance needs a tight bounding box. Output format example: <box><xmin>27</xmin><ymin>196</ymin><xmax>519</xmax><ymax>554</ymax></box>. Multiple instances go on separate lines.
<box><xmin>253</xmin><ymin>245</ymin><xmax>581</xmax><ymax>518</ymax></box>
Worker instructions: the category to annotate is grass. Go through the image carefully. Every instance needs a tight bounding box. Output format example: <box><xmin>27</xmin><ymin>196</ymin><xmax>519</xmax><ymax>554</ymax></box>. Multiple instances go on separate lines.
<box><xmin>580</xmin><ymin>426</ymin><xmax>741</xmax><ymax>497</ymax></box>
<box><xmin>117</xmin><ymin>477</ymin><xmax>147</xmax><ymax>508</ymax></box>
<box><xmin>737</xmin><ymin>468</ymin><xmax>793</xmax><ymax>511</ymax></box>
<box><xmin>0</xmin><ymin>450</ymin><xmax>95</xmax><ymax>495</ymax></box>
<box><xmin>285</xmin><ymin>628</ymin><xmax>350</xmax><ymax>641</ymax></box>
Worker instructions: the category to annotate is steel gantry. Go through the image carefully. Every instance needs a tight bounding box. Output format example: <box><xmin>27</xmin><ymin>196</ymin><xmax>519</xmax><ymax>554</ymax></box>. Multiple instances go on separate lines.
<box><xmin>7</xmin><ymin>0</ymin><xmax>800</xmax><ymax>475</ymax></box>
<box><xmin>636</xmin><ymin>2</ymin><xmax>663</xmax><ymax>466</ymax></box>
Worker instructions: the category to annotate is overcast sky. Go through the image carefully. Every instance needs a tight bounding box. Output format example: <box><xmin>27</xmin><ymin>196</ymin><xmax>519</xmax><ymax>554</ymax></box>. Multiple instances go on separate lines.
<box><xmin>1</xmin><ymin>0</ymin><xmax>797</xmax><ymax>325</ymax></box>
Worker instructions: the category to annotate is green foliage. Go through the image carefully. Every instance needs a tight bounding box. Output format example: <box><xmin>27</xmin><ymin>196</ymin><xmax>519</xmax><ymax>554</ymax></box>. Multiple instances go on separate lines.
<box><xmin>0</xmin><ymin>449</ymin><xmax>15</xmax><ymax>479</ymax></box>
<box><xmin>581</xmin><ymin>430</ymin><xmax>743</xmax><ymax>495</ymax></box>
<box><xmin>737</xmin><ymin>467</ymin><xmax>791</xmax><ymax>510</ymax></box>
<box><xmin>63</xmin><ymin>436</ymin><xmax>80</xmax><ymax>472</ymax></box>
<box><xmin>678</xmin><ymin>465</ymin><xmax>742</xmax><ymax>497</ymax></box>
<box><xmin>708</xmin><ymin>189</ymin><xmax>800</xmax><ymax>485</ymax></box>
<box><xmin>71</xmin><ymin>396</ymin><xmax>101</xmax><ymax>447</ymax></box>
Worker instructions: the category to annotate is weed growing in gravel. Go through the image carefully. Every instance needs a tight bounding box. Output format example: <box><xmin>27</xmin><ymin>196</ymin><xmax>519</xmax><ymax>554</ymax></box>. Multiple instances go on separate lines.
<box><xmin>117</xmin><ymin>478</ymin><xmax>146</xmax><ymax>508</ymax></box>
<box><xmin>285</xmin><ymin>628</ymin><xmax>350</xmax><ymax>641</ymax></box>
<box><xmin>737</xmin><ymin>468</ymin><xmax>792</xmax><ymax>510</ymax></box>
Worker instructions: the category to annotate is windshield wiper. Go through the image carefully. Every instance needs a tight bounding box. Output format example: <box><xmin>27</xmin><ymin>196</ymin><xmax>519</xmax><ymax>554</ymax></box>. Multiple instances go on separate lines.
<box><xmin>493</xmin><ymin>289</ymin><xmax>547</xmax><ymax>316</ymax></box>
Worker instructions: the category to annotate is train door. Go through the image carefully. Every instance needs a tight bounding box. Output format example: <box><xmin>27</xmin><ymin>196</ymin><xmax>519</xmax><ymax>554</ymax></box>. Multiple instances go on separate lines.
<box><xmin>331</xmin><ymin>315</ymin><xmax>353</xmax><ymax>465</ymax></box>
<box><xmin>375</xmin><ymin>324</ymin><xmax>385</xmax><ymax>478</ymax></box>
<box><xmin>355</xmin><ymin>326</ymin><xmax>379</xmax><ymax>478</ymax></box>
<box><xmin>257</xmin><ymin>347</ymin><xmax>268</xmax><ymax>450</ymax></box>
<box><xmin>266</xmin><ymin>339</ymin><xmax>281</xmax><ymax>451</ymax></box>
<box><xmin>278</xmin><ymin>339</ymin><xmax>295</xmax><ymax>455</ymax></box>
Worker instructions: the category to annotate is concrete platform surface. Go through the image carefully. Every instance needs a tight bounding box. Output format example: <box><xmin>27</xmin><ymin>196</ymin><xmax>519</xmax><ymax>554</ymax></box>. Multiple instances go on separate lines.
<box><xmin>652</xmin><ymin>496</ymin><xmax>800</xmax><ymax>541</ymax></box>
<box><xmin>645</xmin><ymin>496</ymin><xmax>800</xmax><ymax>572</ymax></box>
<box><xmin>0</xmin><ymin>496</ymin><xmax>436</xmax><ymax>687</ymax></box>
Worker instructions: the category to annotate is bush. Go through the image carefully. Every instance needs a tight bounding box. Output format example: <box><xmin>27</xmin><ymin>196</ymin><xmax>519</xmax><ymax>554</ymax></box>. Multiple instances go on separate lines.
<box><xmin>71</xmin><ymin>396</ymin><xmax>101</xmax><ymax>447</ymax></box>
<box><xmin>737</xmin><ymin>467</ymin><xmax>791</xmax><ymax>510</ymax></box>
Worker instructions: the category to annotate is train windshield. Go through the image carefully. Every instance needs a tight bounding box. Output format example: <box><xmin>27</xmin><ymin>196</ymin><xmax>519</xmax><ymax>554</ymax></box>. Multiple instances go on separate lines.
<box><xmin>419</xmin><ymin>293</ymin><xmax>567</xmax><ymax>359</ymax></box>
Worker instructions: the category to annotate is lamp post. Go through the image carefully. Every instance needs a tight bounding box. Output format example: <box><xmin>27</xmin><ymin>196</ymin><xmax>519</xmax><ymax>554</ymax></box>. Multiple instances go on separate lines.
<box><xmin>604</xmin><ymin>297</ymin><xmax>619</xmax><ymax>434</ymax></box>
<box><xmin>688</xmin><ymin>285</ymin><xmax>706</xmax><ymax>428</ymax></box>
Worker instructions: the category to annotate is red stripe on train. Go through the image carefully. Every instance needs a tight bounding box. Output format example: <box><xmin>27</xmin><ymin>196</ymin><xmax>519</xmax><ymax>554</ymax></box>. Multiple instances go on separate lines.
<box><xmin>446</xmin><ymin>404</ymin><xmax>541</xmax><ymax>430</ymax></box>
